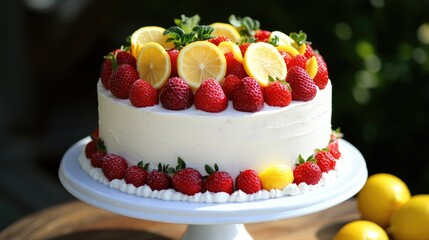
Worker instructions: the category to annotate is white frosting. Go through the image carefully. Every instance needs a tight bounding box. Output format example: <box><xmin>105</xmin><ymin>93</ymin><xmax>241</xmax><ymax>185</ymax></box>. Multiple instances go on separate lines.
<box><xmin>79</xmin><ymin>151</ymin><xmax>345</xmax><ymax>203</ymax></box>
<box><xmin>97</xmin><ymin>80</ymin><xmax>332</xmax><ymax>179</ymax></box>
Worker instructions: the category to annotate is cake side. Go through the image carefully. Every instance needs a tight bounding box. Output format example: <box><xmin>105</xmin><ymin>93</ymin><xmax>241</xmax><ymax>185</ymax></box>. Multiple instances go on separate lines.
<box><xmin>98</xmin><ymin>80</ymin><xmax>332</xmax><ymax>179</ymax></box>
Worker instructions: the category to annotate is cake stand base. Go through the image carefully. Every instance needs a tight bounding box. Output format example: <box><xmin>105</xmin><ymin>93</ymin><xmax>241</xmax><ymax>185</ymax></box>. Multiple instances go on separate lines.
<box><xmin>183</xmin><ymin>224</ymin><xmax>252</xmax><ymax>240</ymax></box>
<box><xmin>59</xmin><ymin>138</ymin><xmax>367</xmax><ymax>240</ymax></box>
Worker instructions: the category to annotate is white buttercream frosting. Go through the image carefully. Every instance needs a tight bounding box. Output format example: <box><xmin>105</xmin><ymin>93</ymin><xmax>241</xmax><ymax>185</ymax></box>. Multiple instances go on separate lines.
<box><xmin>97</xmin><ymin>80</ymin><xmax>332</xmax><ymax>180</ymax></box>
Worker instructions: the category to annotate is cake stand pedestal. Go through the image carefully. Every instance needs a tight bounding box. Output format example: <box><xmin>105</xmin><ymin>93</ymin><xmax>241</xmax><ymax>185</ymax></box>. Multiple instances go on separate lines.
<box><xmin>59</xmin><ymin>138</ymin><xmax>367</xmax><ymax>240</ymax></box>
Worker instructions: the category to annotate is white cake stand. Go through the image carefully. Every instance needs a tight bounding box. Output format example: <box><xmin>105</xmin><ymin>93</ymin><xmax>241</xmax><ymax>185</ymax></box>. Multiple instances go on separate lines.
<box><xmin>59</xmin><ymin>138</ymin><xmax>367</xmax><ymax>240</ymax></box>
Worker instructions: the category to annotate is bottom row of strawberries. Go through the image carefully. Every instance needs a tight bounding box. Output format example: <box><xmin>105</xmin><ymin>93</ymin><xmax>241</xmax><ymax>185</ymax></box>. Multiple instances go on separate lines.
<box><xmin>84</xmin><ymin>132</ymin><xmax>342</xmax><ymax>197</ymax></box>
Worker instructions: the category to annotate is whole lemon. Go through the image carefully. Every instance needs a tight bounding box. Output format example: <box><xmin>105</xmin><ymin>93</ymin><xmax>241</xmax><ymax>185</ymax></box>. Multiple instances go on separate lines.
<box><xmin>258</xmin><ymin>164</ymin><xmax>293</xmax><ymax>190</ymax></box>
<box><xmin>333</xmin><ymin>220</ymin><xmax>389</xmax><ymax>240</ymax></box>
<box><xmin>357</xmin><ymin>173</ymin><xmax>411</xmax><ymax>228</ymax></box>
<box><xmin>389</xmin><ymin>194</ymin><xmax>429</xmax><ymax>240</ymax></box>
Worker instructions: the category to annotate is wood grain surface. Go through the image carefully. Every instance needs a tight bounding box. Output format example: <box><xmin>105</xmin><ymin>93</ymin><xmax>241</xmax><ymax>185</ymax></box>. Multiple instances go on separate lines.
<box><xmin>1</xmin><ymin>198</ymin><xmax>360</xmax><ymax>240</ymax></box>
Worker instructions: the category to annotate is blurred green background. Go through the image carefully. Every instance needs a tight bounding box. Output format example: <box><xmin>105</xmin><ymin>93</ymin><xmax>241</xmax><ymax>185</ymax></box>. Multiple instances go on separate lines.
<box><xmin>1</xmin><ymin>0</ymin><xmax>428</xmax><ymax>230</ymax></box>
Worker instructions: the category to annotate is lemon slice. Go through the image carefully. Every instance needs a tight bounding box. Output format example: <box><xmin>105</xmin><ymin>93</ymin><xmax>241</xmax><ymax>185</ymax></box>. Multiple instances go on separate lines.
<box><xmin>209</xmin><ymin>23</ymin><xmax>241</xmax><ymax>43</ymax></box>
<box><xmin>305</xmin><ymin>56</ymin><xmax>318</xmax><ymax>79</ymax></box>
<box><xmin>269</xmin><ymin>31</ymin><xmax>295</xmax><ymax>46</ymax></box>
<box><xmin>276</xmin><ymin>44</ymin><xmax>300</xmax><ymax>57</ymax></box>
<box><xmin>218</xmin><ymin>41</ymin><xmax>243</xmax><ymax>63</ymax></box>
<box><xmin>177</xmin><ymin>41</ymin><xmax>227</xmax><ymax>90</ymax></box>
<box><xmin>243</xmin><ymin>42</ymin><xmax>287</xmax><ymax>87</ymax></box>
<box><xmin>136</xmin><ymin>42</ymin><xmax>171</xmax><ymax>89</ymax></box>
<box><xmin>130</xmin><ymin>26</ymin><xmax>174</xmax><ymax>58</ymax></box>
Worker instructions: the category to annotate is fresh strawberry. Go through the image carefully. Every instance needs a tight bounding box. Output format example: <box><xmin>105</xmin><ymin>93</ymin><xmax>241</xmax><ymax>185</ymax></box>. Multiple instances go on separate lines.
<box><xmin>109</xmin><ymin>64</ymin><xmax>139</xmax><ymax>99</ymax></box>
<box><xmin>90</xmin><ymin>128</ymin><xmax>100</xmax><ymax>141</ymax></box>
<box><xmin>159</xmin><ymin>77</ymin><xmax>193</xmax><ymax>110</ymax></box>
<box><xmin>167</xmin><ymin>49</ymin><xmax>179</xmax><ymax>78</ymax></box>
<box><xmin>264</xmin><ymin>81</ymin><xmax>292</xmax><ymax>107</ymax></box>
<box><xmin>101</xmin><ymin>153</ymin><xmax>128</xmax><ymax>181</ymax></box>
<box><xmin>100</xmin><ymin>49</ymin><xmax>121</xmax><ymax>89</ymax></box>
<box><xmin>278</xmin><ymin>50</ymin><xmax>292</xmax><ymax>67</ymax></box>
<box><xmin>328</xmin><ymin>139</ymin><xmax>341</xmax><ymax>159</ymax></box>
<box><xmin>204</xmin><ymin>164</ymin><xmax>233</xmax><ymax>194</ymax></box>
<box><xmin>222</xmin><ymin>74</ymin><xmax>241</xmax><ymax>100</ymax></box>
<box><xmin>313</xmin><ymin>53</ymin><xmax>329</xmax><ymax>89</ymax></box>
<box><xmin>85</xmin><ymin>141</ymin><xmax>97</xmax><ymax>158</ymax></box>
<box><xmin>233</xmin><ymin>77</ymin><xmax>264</xmax><ymax>112</ymax></box>
<box><xmin>303</xmin><ymin>44</ymin><xmax>315</xmax><ymax>59</ymax></box>
<box><xmin>208</xmin><ymin>36</ymin><xmax>230</xmax><ymax>46</ymax></box>
<box><xmin>194</xmin><ymin>78</ymin><xmax>228</xmax><ymax>112</ymax></box>
<box><xmin>90</xmin><ymin>151</ymin><xmax>106</xmax><ymax>168</ymax></box>
<box><xmin>239</xmin><ymin>43</ymin><xmax>252</xmax><ymax>56</ymax></box>
<box><xmin>225</xmin><ymin>52</ymin><xmax>248</xmax><ymax>79</ymax></box>
<box><xmin>129</xmin><ymin>79</ymin><xmax>158</xmax><ymax>107</ymax></box>
<box><xmin>286</xmin><ymin>66</ymin><xmax>317</xmax><ymax>101</ymax></box>
<box><xmin>293</xmin><ymin>155</ymin><xmax>322</xmax><ymax>185</ymax></box>
<box><xmin>314</xmin><ymin>149</ymin><xmax>336</xmax><ymax>173</ymax></box>
<box><xmin>124</xmin><ymin>161</ymin><xmax>149</xmax><ymax>187</ymax></box>
<box><xmin>116</xmin><ymin>51</ymin><xmax>136</xmax><ymax>69</ymax></box>
<box><xmin>172</xmin><ymin>158</ymin><xmax>203</xmax><ymax>196</ymax></box>
<box><xmin>254</xmin><ymin>30</ymin><xmax>271</xmax><ymax>42</ymax></box>
<box><xmin>287</xmin><ymin>54</ymin><xmax>307</xmax><ymax>70</ymax></box>
<box><xmin>146</xmin><ymin>163</ymin><xmax>173</xmax><ymax>191</ymax></box>
<box><xmin>235</xmin><ymin>169</ymin><xmax>263</xmax><ymax>194</ymax></box>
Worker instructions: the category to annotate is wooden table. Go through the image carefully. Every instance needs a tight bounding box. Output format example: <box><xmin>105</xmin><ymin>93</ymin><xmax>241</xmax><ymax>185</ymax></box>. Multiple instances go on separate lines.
<box><xmin>1</xmin><ymin>198</ymin><xmax>360</xmax><ymax>240</ymax></box>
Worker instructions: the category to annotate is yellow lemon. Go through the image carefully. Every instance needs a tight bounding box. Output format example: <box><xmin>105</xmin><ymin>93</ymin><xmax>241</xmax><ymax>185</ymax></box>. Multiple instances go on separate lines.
<box><xmin>243</xmin><ymin>42</ymin><xmax>287</xmax><ymax>87</ymax></box>
<box><xmin>258</xmin><ymin>165</ymin><xmax>293</xmax><ymax>190</ymax></box>
<box><xmin>218</xmin><ymin>41</ymin><xmax>243</xmax><ymax>63</ymax></box>
<box><xmin>209</xmin><ymin>23</ymin><xmax>241</xmax><ymax>43</ymax></box>
<box><xmin>389</xmin><ymin>194</ymin><xmax>429</xmax><ymax>240</ymax></box>
<box><xmin>130</xmin><ymin>26</ymin><xmax>174</xmax><ymax>58</ymax></box>
<box><xmin>333</xmin><ymin>220</ymin><xmax>389</xmax><ymax>240</ymax></box>
<box><xmin>305</xmin><ymin>56</ymin><xmax>318</xmax><ymax>79</ymax></box>
<box><xmin>136</xmin><ymin>42</ymin><xmax>171</xmax><ymax>89</ymax></box>
<box><xmin>177</xmin><ymin>41</ymin><xmax>226</xmax><ymax>90</ymax></box>
<box><xmin>269</xmin><ymin>31</ymin><xmax>295</xmax><ymax>46</ymax></box>
<box><xmin>357</xmin><ymin>173</ymin><xmax>411</xmax><ymax>228</ymax></box>
<box><xmin>276</xmin><ymin>44</ymin><xmax>300</xmax><ymax>57</ymax></box>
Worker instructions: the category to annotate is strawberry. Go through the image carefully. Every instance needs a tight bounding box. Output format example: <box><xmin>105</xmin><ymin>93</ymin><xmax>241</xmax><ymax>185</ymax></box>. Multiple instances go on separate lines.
<box><xmin>264</xmin><ymin>81</ymin><xmax>292</xmax><ymax>107</ymax></box>
<box><xmin>116</xmin><ymin>51</ymin><xmax>136</xmax><ymax>69</ymax></box>
<box><xmin>293</xmin><ymin>155</ymin><xmax>322</xmax><ymax>185</ymax></box>
<box><xmin>204</xmin><ymin>164</ymin><xmax>233</xmax><ymax>194</ymax></box>
<box><xmin>225</xmin><ymin>52</ymin><xmax>248</xmax><ymax>79</ymax></box>
<box><xmin>208</xmin><ymin>36</ymin><xmax>230</xmax><ymax>46</ymax></box>
<box><xmin>328</xmin><ymin>139</ymin><xmax>341</xmax><ymax>159</ymax></box>
<box><xmin>278</xmin><ymin>50</ymin><xmax>292</xmax><ymax>67</ymax></box>
<box><xmin>194</xmin><ymin>78</ymin><xmax>228</xmax><ymax>112</ymax></box>
<box><xmin>303</xmin><ymin>44</ymin><xmax>315</xmax><ymax>59</ymax></box>
<box><xmin>287</xmin><ymin>54</ymin><xmax>307</xmax><ymax>70</ymax></box>
<box><xmin>313</xmin><ymin>53</ymin><xmax>329</xmax><ymax>89</ymax></box>
<box><xmin>124</xmin><ymin>161</ymin><xmax>149</xmax><ymax>187</ymax></box>
<box><xmin>314</xmin><ymin>149</ymin><xmax>336</xmax><ymax>173</ymax></box>
<box><xmin>90</xmin><ymin>128</ymin><xmax>100</xmax><ymax>141</ymax></box>
<box><xmin>90</xmin><ymin>151</ymin><xmax>106</xmax><ymax>168</ymax></box>
<box><xmin>233</xmin><ymin>77</ymin><xmax>264</xmax><ymax>112</ymax></box>
<box><xmin>236</xmin><ymin>169</ymin><xmax>263</xmax><ymax>194</ymax></box>
<box><xmin>172</xmin><ymin>158</ymin><xmax>203</xmax><ymax>195</ymax></box>
<box><xmin>100</xmin><ymin>49</ymin><xmax>121</xmax><ymax>89</ymax></box>
<box><xmin>129</xmin><ymin>79</ymin><xmax>158</xmax><ymax>107</ymax></box>
<box><xmin>222</xmin><ymin>74</ymin><xmax>241</xmax><ymax>100</ymax></box>
<box><xmin>146</xmin><ymin>163</ymin><xmax>173</xmax><ymax>191</ymax></box>
<box><xmin>239</xmin><ymin>43</ymin><xmax>252</xmax><ymax>56</ymax></box>
<box><xmin>101</xmin><ymin>153</ymin><xmax>128</xmax><ymax>181</ymax></box>
<box><xmin>109</xmin><ymin>64</ymin><xmax>139</xmax><ymax>99</ymax></box>
<box><xmin>254</xmin><ymin>30</ymin><xmax>271</xmax><ymax>42</ymax></box>
<box><xmin>85</xmin><ymin>141</ymin><xmax>97</xmax><ymax>158</ymax></box>
<box><xmin>159</xmin><ymin>77</ymin><xmax>193</xmax><ymax>110</ymax></box>
<box><xmin>167</xmin><ymin>49</ymin><xmax>179</xmax><ymax>78</ymax></box>
<box><xmin>286</xmin><ymin>66</ymin><xmax>317</xmax><ymax>101</ymax></box>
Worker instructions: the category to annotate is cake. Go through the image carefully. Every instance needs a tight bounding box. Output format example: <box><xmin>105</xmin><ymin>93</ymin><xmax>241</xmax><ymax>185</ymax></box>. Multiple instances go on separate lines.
<box><xmin>83</xmin><ymin>14</ymin><xmax>344</xmax><ymax>203</ymax></box>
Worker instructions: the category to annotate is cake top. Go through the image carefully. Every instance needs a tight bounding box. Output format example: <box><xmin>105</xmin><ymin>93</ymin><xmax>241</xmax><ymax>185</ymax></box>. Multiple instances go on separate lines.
<box><xmin>99</xmin><ymin>14</ymin><xmax>329</xmax><ymax>113</ymax></box>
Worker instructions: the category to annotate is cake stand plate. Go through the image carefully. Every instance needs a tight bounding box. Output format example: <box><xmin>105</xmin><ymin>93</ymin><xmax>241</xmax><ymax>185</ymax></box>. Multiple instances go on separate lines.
<box><xmin>59</xmin><ymin>138</ymin><xmax>367</xmax><ymax>240</ymax></box>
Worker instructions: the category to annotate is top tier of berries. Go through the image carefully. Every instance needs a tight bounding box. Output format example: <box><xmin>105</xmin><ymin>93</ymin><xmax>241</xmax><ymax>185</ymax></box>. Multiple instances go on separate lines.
<box><xmin>100</xmin><ymin>14</ymin><xmax>330</xmax><ymax>113</ymax></box>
